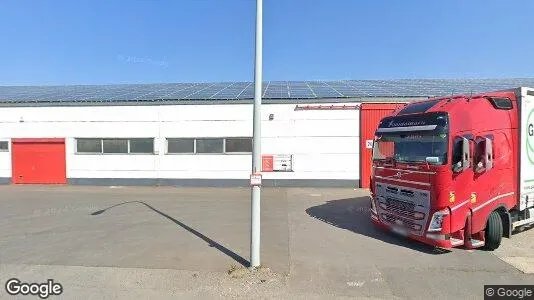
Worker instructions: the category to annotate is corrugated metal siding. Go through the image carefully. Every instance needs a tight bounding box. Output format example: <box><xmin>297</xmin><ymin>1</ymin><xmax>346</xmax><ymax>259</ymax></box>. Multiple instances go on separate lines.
<box><xmin>359</xmin><ymin>103</ymin><xmax>405</xmax><ymax>188</ymax></box>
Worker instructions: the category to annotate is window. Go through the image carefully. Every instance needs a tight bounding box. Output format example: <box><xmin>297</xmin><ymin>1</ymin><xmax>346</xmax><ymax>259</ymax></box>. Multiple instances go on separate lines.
<box><xmin>166</xmin><ymin>137</ymin><xmax>252</xmax><ymax>154</ymax></box>
<box><xmin>103</xmin><ymin>139</ymin><xmax>128</xmax><ymax>153</ymax></box>
<box><xmin>474</xmin><ymin>137</ymin><xmax>485</xmax><ymax>165</ymax></box>
<box><xmin>167</xmin><ymin>138</ymin><xmax>195</xmax><ymax>153</ymax></box>
<box><xmin>488</xmin><ymin>97</ymin><xmax>513</xmax><ymax>110</ymax></box>
<box><xmin>225</xmin><ymin>138</ymin><xmax>252</xmax><ymax>153</ymax></box>
<box><xmin>130</xmin><ymin>138</ymin><xmax>154</xmax><ymax>153</ymax></box>
<box><xmin>474</xmin><ymin>135</ymin><xmax>494</xmax><ymax>173</ymax></box>
<box><xmin>196</xmin><ymin>138</ymin><xmax>224</xmax><ymax>154</ymax></box>
<box><xmin>372</xmin><ymin>132</ymin><xmax>449</xmax><ymax>165</ymax></box>
<box><xmin>77</xmin><ymin>138</ymin><xmax>102</xmax><ymax>153</ymax></box>
<box><xmin>0</xmin><ymin>141</ymin><xmax>8</xmax><ymax>151</ymax></box>
<box><xmin>451</xmin><ymin>137</ymin><xmax>464</xmax><ymax>167</ymax></box>
<box><xmin>76</xmin><ymin>138</ymin><xmax>154</xmax><ymax>154</ymax></box>
<box><xmin>451</xmin><ymin>135</ymin><xmax>473</xmax><ymax>172</ymax></box>
<box><xmin>372</xmin><ymin>140</ymin><xmax>394</xmax><ymax>160</ymax></box>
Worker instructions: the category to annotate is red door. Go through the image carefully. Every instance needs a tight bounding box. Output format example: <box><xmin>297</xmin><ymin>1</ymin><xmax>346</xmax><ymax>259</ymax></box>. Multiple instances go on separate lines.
<box><xmin>360</xmin><ymin>103</ymin><xmax>405</xmax><ymax>188</ymax></box>
<box><xmin>12</xmin><ymin>138</ymin><xmax>67</xmax><ymax>184</ymax></box>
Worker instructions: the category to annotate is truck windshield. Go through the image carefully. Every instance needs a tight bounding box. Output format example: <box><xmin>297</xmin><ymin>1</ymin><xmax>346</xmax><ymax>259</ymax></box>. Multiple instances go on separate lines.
<box><xmin>372</xmin><ymin>132</ymin><xmax>448</xmax><ymax>165</ymax></box>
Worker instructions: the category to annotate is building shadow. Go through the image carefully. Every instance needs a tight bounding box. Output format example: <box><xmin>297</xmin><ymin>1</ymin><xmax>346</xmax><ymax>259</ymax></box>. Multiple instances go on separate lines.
<box><xmin>305</xmin><ymin>196</ymin><xmax>451</xmax><ymax>255</ymax></box>
<box><xmin>90</xmin><ymin>201</ymin><xmax>249</xmax><ymax>267</ymax></box>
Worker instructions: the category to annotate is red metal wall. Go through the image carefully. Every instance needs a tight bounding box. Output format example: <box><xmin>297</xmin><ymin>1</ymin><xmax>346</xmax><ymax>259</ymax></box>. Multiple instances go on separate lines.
<box><xmin>360</xmin><ymin>103</ymin><xmax>405</xmax><ymax>188</ymax></box>
<box><xmin>12</xmin><ymin>138</ymin><xmax>67</xmax><ymax>184</ymax></box>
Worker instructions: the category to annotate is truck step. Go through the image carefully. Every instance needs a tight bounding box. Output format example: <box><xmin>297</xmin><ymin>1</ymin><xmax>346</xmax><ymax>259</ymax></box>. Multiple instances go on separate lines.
<box><xmin>512</xmin><ymin>211</ymin><xmax>534</xmax><ymax>230</ymax></box>
<box><xmin>468</xmin><ymin>239</ymin><xmax>485</xmax><ymax>248</ymax></box>
<box><xmin>450</xmin><ymin>238</ymin><xmax>464</xmax><ymax>246</ymax></box>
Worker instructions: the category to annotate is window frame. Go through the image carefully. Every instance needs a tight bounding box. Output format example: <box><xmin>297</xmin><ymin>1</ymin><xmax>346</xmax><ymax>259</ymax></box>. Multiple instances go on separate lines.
<box><xmin>129</xmin><ymin>138</ymin><xmax>156</xmax><ymax>154</ymax></box>
<box><xmin>166</xmin><ymin>138</ymin><xmax>196</xmax><ymax>155</ymax></box>
<box><xmin>224</xmin><ymin>137</ymin><xmax>253</xmax><ymax>154</ymax></box>
<box><xmin>75</xmin><ymin>138</ymin><xmax>103</xmax><ymax>155</ymax></box>
<box><xmin>102</xmin><ymin>138</ymin><xmax>129</xmax><ymax>154</ymax></box>
<box><xmin>75</xmin><ymin>138</ymin><xmax>155</xmax><ymax>155</ymax></box>
<box><xmin>165</xmin><ymin>137</ymin><xmax>253</xmax><ymax>155</ymax></box>
<box><xmin>195</xmin><ymin>138</ymin><xmax>225</xmax><ymax>155</ymax></box>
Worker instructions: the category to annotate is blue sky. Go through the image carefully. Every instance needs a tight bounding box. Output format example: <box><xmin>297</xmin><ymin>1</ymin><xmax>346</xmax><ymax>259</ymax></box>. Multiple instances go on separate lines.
<box><xmin>1</xmin><ymin>0</ymin><xmax>533</xmax><ymax>85</ymax></box>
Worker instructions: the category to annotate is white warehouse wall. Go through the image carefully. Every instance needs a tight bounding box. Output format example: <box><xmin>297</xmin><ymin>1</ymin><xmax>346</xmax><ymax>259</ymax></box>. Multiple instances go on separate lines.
<box><xmin>0</xmin><ymin>102</ymin><xmax>361</xmax><ymax>186</ymax></box>
<box><xmin>0</xmin><ymin>140</ymin><xmax>11</xmax><ymax>180</ymax></box>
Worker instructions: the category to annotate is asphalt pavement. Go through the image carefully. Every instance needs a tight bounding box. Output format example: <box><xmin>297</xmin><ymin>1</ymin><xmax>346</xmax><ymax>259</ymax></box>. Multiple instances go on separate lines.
<box><xmin>0</xmin><ymin>185</ymin><xmax>532</xmax><ymax>299</ymax></box>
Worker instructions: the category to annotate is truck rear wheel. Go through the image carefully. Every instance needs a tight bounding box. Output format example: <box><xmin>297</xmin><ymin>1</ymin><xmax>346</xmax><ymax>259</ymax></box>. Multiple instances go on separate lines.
<box><xmin>484</xmin><ymin>211</ymin><xmax>503</xmax><ymax>250</ymax></box>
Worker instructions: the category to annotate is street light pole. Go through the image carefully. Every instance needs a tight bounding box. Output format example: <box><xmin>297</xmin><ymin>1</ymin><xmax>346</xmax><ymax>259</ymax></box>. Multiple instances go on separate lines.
<box><xmin>250</xmin><ymin>0</ymin><xmax>263</xmax><ymax>269</ymax></box>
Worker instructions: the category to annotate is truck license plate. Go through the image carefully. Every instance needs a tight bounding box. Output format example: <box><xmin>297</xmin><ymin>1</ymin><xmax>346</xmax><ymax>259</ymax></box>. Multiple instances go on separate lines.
<box><xmin>392</xmin><ymin>226</ymin><xmax>408</xmax><ymax>236</ymax></box>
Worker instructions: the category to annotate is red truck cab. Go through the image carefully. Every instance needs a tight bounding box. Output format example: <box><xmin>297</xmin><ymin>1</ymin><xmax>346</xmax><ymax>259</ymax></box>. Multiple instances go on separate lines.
<box><xmin>370</xmin><ymin>87</ymin><xmax>534</xmax><ymax>250</ymax></box>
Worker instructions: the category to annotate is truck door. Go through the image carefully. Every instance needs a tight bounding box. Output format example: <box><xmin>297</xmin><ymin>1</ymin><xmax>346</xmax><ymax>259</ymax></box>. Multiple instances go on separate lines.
<box><xmin>450</xmin><ymin>135</ymin><xmax>475</xmax><ymax>234</ymax></box>
<box><xmin>470</xmin><ymin>132</ymin><xmax>514</xmax><ymax>234</ymax></box>
<box><xmin>470</xmin><ymin>135</ymin><xmax>494</xmax><ymax>233</ymax></box>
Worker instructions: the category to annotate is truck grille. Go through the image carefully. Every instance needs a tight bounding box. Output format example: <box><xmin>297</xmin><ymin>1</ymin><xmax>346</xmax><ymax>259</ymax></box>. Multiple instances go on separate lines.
<box><xmin>375</xmin><ymin>183</ymin><xmax>430</xmax><ymax>236</ymax></box>
<box><xmin>383</xmin><ymin>214</ymin><xmax>422</xmax><ymax>231</ymax></box>
<box><xmin>386</xmin><ymin>198</ymin><xmax>415</xmax><ymax>212</ymax></box>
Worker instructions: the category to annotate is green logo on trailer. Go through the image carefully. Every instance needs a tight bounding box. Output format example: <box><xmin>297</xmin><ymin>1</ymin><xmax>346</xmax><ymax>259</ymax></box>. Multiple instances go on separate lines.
<box><xmin>528</xmin><ymin>109</ymin><xmax>534</xmax><ymax>164</ymax></box>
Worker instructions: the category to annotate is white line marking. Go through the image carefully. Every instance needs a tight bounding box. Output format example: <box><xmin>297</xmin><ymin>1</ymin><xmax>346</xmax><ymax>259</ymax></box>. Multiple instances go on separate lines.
<box><xmin>450</xmin><ymin>200</ymin><xmax>470</xmax><ymax>211</ymax></box>
<box><xmin>472</xmin><ymin>192</ymin><xmax>515</xmax><ymax>212</ymax></box>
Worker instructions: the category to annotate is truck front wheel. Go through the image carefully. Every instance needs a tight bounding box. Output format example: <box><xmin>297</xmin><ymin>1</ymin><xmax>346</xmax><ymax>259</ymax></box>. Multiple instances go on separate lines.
<box><xmin>484</xmin><ymin>211</ymin><xmax>503</xmax><ymax>250</ymax></box>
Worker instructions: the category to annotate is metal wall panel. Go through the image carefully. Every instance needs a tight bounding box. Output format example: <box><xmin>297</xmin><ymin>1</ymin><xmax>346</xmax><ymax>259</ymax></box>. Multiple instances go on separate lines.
<box><xmin>359</xmin><ymin>103</ymin><xmax>405</xmax><ymax>188</ymax></box>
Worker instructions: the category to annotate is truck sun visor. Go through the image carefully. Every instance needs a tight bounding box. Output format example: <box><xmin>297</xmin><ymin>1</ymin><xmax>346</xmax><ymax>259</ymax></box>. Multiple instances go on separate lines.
<box><xmin>376</xmin><ymin>112</ymin><xmax>448</xmax><ymax>133</ymax></box>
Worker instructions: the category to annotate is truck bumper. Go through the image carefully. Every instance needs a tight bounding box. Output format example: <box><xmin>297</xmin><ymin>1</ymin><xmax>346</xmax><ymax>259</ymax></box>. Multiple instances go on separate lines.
<box><xmin>371</xmin><ymin>213</ymin><xmax>452</xmax><ymax>248</ymax></box>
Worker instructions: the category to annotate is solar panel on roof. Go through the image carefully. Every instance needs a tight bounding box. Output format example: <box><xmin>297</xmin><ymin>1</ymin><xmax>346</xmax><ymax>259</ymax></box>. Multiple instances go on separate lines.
<box><xmin>289</xmin><ymin>88</ymin><xmax>314</xmax><ymax>98</ymax></box>
<box><xmin>1</xmin><ymin>78</ymin><xmax>534</xmax><ymax>104</ymax></box>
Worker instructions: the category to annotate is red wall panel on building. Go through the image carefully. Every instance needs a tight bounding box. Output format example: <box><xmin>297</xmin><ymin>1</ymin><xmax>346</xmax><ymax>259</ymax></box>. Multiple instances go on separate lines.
<box><xmin>12</xmin><ymin>138</ymin><xmax>67</xmax><ymax>184</ymax></box>
<box><xmin>360</xmin><ymin>103</ymin><xmax>405</xmax><ymax>188</ymax></box>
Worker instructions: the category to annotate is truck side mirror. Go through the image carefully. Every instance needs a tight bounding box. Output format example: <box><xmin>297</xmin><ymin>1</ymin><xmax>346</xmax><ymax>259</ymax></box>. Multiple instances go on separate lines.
<box><xmin>452</xmin><ymin>136</ymin><xmax>471</xmax><ymax>173</ymax></box>
<box><xmin>484</xmin><ymin>137</ymin><xmax>493</xmax><ymax>171</ymax></box>
<box><xmin>474</xmin><ymin>137</ymin><xmax>493</xmax><ymax>174</ymax></box>
<box><xmin>461</xmin><ymin>137</ymin><xmax>471</xmax><ymax>171</ymax></box>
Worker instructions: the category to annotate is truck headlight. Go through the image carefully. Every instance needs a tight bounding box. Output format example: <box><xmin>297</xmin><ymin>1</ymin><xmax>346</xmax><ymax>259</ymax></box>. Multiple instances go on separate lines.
<box><xmin>427</xmin><ymin>208</ymin><xmax>449</xmax><ymax>232</ymax></box>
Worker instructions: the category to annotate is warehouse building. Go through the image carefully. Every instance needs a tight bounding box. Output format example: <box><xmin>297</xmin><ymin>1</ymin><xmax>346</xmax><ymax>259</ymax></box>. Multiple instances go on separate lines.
<box><xmin>1</xmin><ymin>79</ymin><xmax>533</xmax><ymax>188</ymax></box>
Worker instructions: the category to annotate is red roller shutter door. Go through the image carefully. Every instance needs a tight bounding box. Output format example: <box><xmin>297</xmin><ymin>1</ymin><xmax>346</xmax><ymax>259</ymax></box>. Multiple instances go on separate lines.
<box><xmin>359</xmin><ymin>104</ymin><xmax>405</xmax><ymax>188</ymax></box>
<box><xmin>12</xmin><ymin>138</ymin><xmax>67</xmax><ymax>184</ymax></box>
